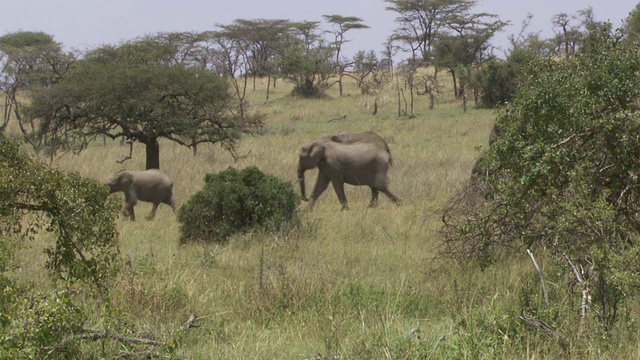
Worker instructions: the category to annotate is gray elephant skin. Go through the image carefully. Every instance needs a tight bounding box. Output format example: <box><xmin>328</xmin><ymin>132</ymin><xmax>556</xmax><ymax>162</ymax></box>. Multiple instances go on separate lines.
<box><xmin>297</xmin><ymin>139</ymin><xmax>401</xmax><ymax>210</ymax></box>
<box><xmin>327</xmin><ymin>131</ymin><xmax>392</xmax><ymax>164</ymax></box>
<box><xmin>107</xmin><ymin>169</ymin><xmax>177</xmax><ymax>221</ymax></box>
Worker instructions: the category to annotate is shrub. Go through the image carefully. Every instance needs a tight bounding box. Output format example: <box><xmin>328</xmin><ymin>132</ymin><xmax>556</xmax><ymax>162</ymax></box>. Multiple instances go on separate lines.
<box><xmin>178</xmin><ymin>166</ymin><xmax>300</xmax><ymax>243</ymax></box>
<box><xmin>0</xmin><ymin>136</ymin><xmax>121</xmax><ymax>356</ymax></box>
<box><xmin>440</xmin><ymin>29</ymin><xmax>640</xmax><ymax>332</ymax></box>
<box><xmin>0</xmin><ymin>136</ymin><xmax>120</xmax><ymax>287</ymax></box>
<box><xmin>472</xmin><ymin>49</ymin><xmax>534</xmax><ymax>108</ymax></box>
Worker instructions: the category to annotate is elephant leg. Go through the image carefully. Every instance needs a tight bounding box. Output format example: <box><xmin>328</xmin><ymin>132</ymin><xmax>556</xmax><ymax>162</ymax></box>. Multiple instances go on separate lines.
<box><xmin>331</xmin><ymin>179</ymin><xmax>349</xmax><ymax>210</ymax></box>
<box><xmin>127</xmin><ymin>204</ymin><xmax>136</xmax><ymax>221</ymax></box>
<box><xmin>125</xmin><ymin>193</ymin><xmax>137</xmax><ymax>221</ymax></box>
<box><xmin>164</xmin><ymin>197</ymin><xmax>177</xmax><ymax>213</ymax></box>
<box><xmin>369</xmin><ymin>187</ymin><xmax>380</xmax><ymax>208</ymax></box>
<box><xmin>146</xmin><ymin>203</ymin><xmax>160</xmax><ymax>220</ymax></box>
<box><xmin>381</xmin><ymin>187</ymin><xmax>402</xmax><ymax>205</ymax></box>
<box><xmin>309</xmin><ymin>175</ymin><xmax>330</xmax><ymax>209</ymax></box>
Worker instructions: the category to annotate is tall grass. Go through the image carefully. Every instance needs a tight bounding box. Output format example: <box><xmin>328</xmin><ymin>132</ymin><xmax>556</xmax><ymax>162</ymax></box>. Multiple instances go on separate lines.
<box><xmin>14</xmin><ymin>76</ymin><xmax>638</xmax><ymax>359</ymax></box>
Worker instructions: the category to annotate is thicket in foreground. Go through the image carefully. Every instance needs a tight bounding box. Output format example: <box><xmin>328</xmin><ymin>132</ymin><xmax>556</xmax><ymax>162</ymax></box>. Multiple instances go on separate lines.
<box><xmin>178</xmin><ymin>166</ymin><xmax>300</xmax><ymax>243</ymax></box>
<box><xmin>440</xmin><ymin>28</ymin><xmax>640</xmax><ymax>351</ymax></box>
<box><xmin>0</xmin><ymin>137</ymin><xmax>121</xmax><ymax>357</ymax></box>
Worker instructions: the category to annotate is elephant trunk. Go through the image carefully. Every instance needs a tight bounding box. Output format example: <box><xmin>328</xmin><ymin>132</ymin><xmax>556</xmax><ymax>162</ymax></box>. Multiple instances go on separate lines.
<box><xmin>297</xmin><ymin>167</ymin><xmax>308</xmax><ymax>201</ymax></box>
<box><xmin>106</xmin><ymin>182</ymin><xmax>117</xmax><ymax>194</ymax></box>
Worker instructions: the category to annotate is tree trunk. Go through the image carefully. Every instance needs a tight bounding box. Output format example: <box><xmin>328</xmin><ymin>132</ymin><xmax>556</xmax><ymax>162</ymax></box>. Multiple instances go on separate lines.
<box><xmin>451</xmin><ymin>69</ymin><xmax>458</xmax><ymax>98</ymax></box>
<box><xmin>266</xmin><ymin>76</ymin><xmax>271</xmax><ymax>101</ymax></box>
<box><xmin>145</xmin><ymin>138</ymin><xmax>160</xmax><ymax>170</ymax></box>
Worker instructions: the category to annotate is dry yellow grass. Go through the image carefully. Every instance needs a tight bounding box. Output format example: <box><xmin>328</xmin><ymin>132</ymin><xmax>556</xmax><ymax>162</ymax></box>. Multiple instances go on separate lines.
<box><xmin>13</xmin><ymin>76</ymin><xmax>565</xmax><ymax>359</ymax></box>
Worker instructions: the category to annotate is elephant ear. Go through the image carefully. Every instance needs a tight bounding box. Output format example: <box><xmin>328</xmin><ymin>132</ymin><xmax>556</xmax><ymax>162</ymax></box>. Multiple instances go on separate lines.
<box><xmin>300</xmin><ymin>144</ymin><xmax>312</xmax><ymax>156</ymax></box>
<box><xmin>119</xmin><ymin>171</ymin><xmax>134</xmax><ymax>187</ymax></box>
<box><xmin>309</xmin><ymin>142</ymin><xmax>326</xmax><ymax>164</ymax></box>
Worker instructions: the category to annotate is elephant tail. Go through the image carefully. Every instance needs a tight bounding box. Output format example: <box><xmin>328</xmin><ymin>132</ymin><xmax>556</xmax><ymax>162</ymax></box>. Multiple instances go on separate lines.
<box><xmin>166</xmin><ymin>183</ymin><xmax>177</xmax><ymax>213</ymax></box>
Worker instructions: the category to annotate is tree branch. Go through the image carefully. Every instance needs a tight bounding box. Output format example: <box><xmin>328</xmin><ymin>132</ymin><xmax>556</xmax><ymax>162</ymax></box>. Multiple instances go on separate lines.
<box><xmin>116</xmin><ymin>140</ymin><xmax>133</xmax><ymax>164</ymax></box>
<box><xmin>526</xmin><ymin>249</ymin><xmax>549</xmax><ymax>306</ymax></box>
<box><xmin>46</xmin><ymin>314</ymin><xmax>199</xmax><ymax>352</ymax></box>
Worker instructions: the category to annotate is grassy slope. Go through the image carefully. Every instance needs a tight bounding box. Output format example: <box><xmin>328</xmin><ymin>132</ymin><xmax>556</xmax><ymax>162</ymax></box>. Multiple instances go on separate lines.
<box><xmin>12</xmin><ymin>76</ymin><xmax>636</xmax><ymax>359</ymax></box>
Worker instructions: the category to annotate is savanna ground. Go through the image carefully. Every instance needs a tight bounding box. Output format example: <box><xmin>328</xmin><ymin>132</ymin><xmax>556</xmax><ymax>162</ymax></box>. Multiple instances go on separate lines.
<box><xmin>7</xmin><ymin>76</ymin><xmax>639</xmax><ymax>359</ymax></box>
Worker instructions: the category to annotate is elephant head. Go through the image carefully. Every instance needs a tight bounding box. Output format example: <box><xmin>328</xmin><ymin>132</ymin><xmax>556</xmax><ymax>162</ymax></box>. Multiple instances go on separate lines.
<box><xmin>106</xmin><ymin>170</ymin><xmax>134</xmax><ymax>194</ymax></box>
<box><xmin>297</xmin><ymin>141</ymin><xmax>327</xmax><ymax>201</ymax></box>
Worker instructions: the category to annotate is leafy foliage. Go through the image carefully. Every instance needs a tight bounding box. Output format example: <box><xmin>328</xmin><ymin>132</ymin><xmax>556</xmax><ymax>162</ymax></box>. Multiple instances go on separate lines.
<box><xmin>178</xmin><ymin>166</ymin><xmax>300</xmax><ymax>243</ymax></box>
<box><xmin>277</xmin><ymin>22</ymin><xmax>335</xmax><ymax>97</ymax></box>
<box><xmin>0</xmin><ymin>136</ymin><xmax>121</xmax><ymax>356</ymax></box>
<box><xmin>440</xmin><ymin>30</ymin><xmax>640</xmax><ymax>329</ymax></box>
<box><xmin>471</xmin><ymin>49</ymin><xmax>533</xmax><ymax>107</ymax></box>
<box><xmin>625</xmin><ymin>2</ymin><xmax>640</xmax><ymax>40</ymax></box>
<box><xmin>1</xmin><ymin>289</ymin><xmax>87</xmax><ymax>359</ymax></box>
<box><xmin>0</xmin><ymin>137</ymin><xmax>120</xmax><ymax>285</ymax></box>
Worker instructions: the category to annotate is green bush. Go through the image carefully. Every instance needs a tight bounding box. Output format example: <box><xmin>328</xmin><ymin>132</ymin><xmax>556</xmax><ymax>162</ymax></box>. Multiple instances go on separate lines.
<box><xmin>0</xmin><ymin>136</ymin><xmax>121</xmax><ymax>357</ymax></box>
<box><xmin>441</xmin><ymin>29</ymin><xmax>640</xmax><ymax>334</ymax></box>
<box><xmin>178</xmin><ymin>166</ymin><xmax>300</xmax><ymax>243</ymax></box>
<box><xmin>473</xmin><ymin>49</ymin><xmax>534</xmax><ymax>108</ymax></box>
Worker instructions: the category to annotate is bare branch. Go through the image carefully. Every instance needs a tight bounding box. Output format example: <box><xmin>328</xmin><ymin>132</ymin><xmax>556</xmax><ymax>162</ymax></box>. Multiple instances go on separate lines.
<box><xmin>526</xmin><ymin>249</ymin><xmax>549</xmax><ymax>306</ymax></box>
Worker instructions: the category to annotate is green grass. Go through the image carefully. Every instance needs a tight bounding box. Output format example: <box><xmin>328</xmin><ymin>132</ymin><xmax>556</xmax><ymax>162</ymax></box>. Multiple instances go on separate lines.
<box><xmin>11</xmin><ymin>76</ymin><xmax>640</xmax><ymax>359</ymax></box>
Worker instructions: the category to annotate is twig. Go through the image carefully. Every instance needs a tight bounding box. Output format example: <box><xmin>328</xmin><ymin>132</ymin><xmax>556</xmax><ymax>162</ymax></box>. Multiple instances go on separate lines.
<box><xmin>116</xmin><ymin>140</ymin><xmax>133</xmax><ymax>164</ymax></box>
<box><xmin>182</xmin><ymin>313</ymin><xmax>199</xmax><ymax>330</ymax></box>
<box><xmin>127</xmin><ymin>254</ymin><xmax>135</xmax><ymax>298</ymax></box>
<box><xmin>170</xmin><ymin>313</ymin><xmax>200</xmax><ymax>335</ymax></box>
<box><xmin>439</xmin><ymin>330</ymin><xmax>458</xmax><ymax>342</ymax></box>
<box><xmin>326</xmin><ymin>115</ymin><xmax>346</xmax><ymax>123</ymax></box>
<box><xmin>46</xmin><ymin>327</ymin><xmax>161</xmax><ymax>350</ymax></box>
<box><xmin>563</xmin><ymin>253</ymin><xmax>582</xmax><ymax>283</ymax></box>
<box><xmin>230</xmin><ymin>150</ymin><xmax>251</xmax><ymax>163</ymax></box>
<box><xmin>519</xmin><ymin>312</ymin><xmax>569</xmax><ymax>351</ymax></box>
<box><xmin>526</xmin><ymin>249</ymin><xmax>549</xmax><ymax>306</ymax></box>
<box><xmin>46</xmin><ymin>314</ymin><xmax>199</xmax><ymax>352</ymax></box>
<box><xmin>564</xmin><ymin>253</ymin><xmax>590</xmax><ymax>337</ymax></box>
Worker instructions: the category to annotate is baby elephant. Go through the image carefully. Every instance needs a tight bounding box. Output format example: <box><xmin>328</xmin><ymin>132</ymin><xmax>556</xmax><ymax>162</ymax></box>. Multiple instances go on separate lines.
<box><xmin>107</xmin><ymin>169</ymin><xmax>176</xmax><ymax>221</ymax></box>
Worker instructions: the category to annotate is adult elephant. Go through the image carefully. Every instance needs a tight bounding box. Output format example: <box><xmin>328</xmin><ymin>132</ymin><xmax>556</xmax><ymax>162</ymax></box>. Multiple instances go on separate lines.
<box><xmin>327</xmin><ymin>131</ymin><xmax>392</xmax><ymax>164</ymax></box>
<box><xmin>106</xmin><ymin>169</ymin><xmax>176</xmax><ymax>221</ymax></box>
<box><xmin>297</xmin><ymin>139</ymin><xmax>401</xmax><ymax>210</ymax></box>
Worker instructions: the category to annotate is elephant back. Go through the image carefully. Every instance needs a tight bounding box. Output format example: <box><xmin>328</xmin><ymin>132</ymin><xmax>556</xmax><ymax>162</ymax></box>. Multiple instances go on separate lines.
<box><xmin>132</xmin><ymin>170</ymin><xmax>174</xmax><ymax>202</ymax></box>
<box><xmin>328</xmin><ymin>131</ymin><xmax>392</xmax><ymax>165</ymax></box>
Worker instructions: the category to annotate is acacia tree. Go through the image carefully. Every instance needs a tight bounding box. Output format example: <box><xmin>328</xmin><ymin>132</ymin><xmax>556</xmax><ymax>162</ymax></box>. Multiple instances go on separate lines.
<box><xmin>625</xmin><ymin>2</ymin><xmax>640</xmax><ymax>40</ymax></box>
<box><xmin>551</xmin><ymin>7</ymin><xmax>609</xmax><ymax>58</ymax></box>
<box><xmin>434</xmin><ymin>10</ymin><xmax>506</xmax><ymax>98</ymax></box>
<box><xmin>385</xmin><ymin>0</ymin><xmax>478</xmax><ymax>63</ymax></box>
<box><xmin>352</xmin><ymin>50</ymin><xmax>379</xmax><ymax>92</ymax></box>
<box><xmin>216</xmin><ymin>19</ymin><xmax>290</xmax><ymax>92</ymax></box>
<box><xmin>322</xmin><ymin>15</ymin><xmax>369</xmax><ymax>96</ymax></box>
<box><xmin>278</xmin><ymin>21</ymin><xmax>335</xmax><ymax>97</ymax></box>
<box><xmin>0</xmin><ymin>31</ymin><xmax>75</xmax><ymax>150</ymax></box>
<box><xmin>26</xmin><ymin>34</ymin><xmax>263</xmax><ymax>170</ymax></box>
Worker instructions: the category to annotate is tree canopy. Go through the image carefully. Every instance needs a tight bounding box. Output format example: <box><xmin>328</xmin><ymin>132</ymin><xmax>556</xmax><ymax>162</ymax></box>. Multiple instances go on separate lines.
<box><xmin>625</xmin><ymin>2</ymin><xmax>640</xmax><ymax>40</ymax></box>
<box><xmin>0</xmin><ymin>31</ymin><xmax>75</xmax><ymax>150</ymax></box>
<box><xmin>26</xmin><ymin>35</ymin><xmax>263</xmax><ymax>169</ymax></box>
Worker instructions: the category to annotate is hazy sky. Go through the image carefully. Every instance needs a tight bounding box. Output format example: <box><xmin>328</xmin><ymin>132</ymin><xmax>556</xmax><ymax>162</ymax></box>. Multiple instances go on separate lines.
<box><xmin>3</xmin><ymin>0</ymin><xmax>637</xmax><ymax>58</ymax></box>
